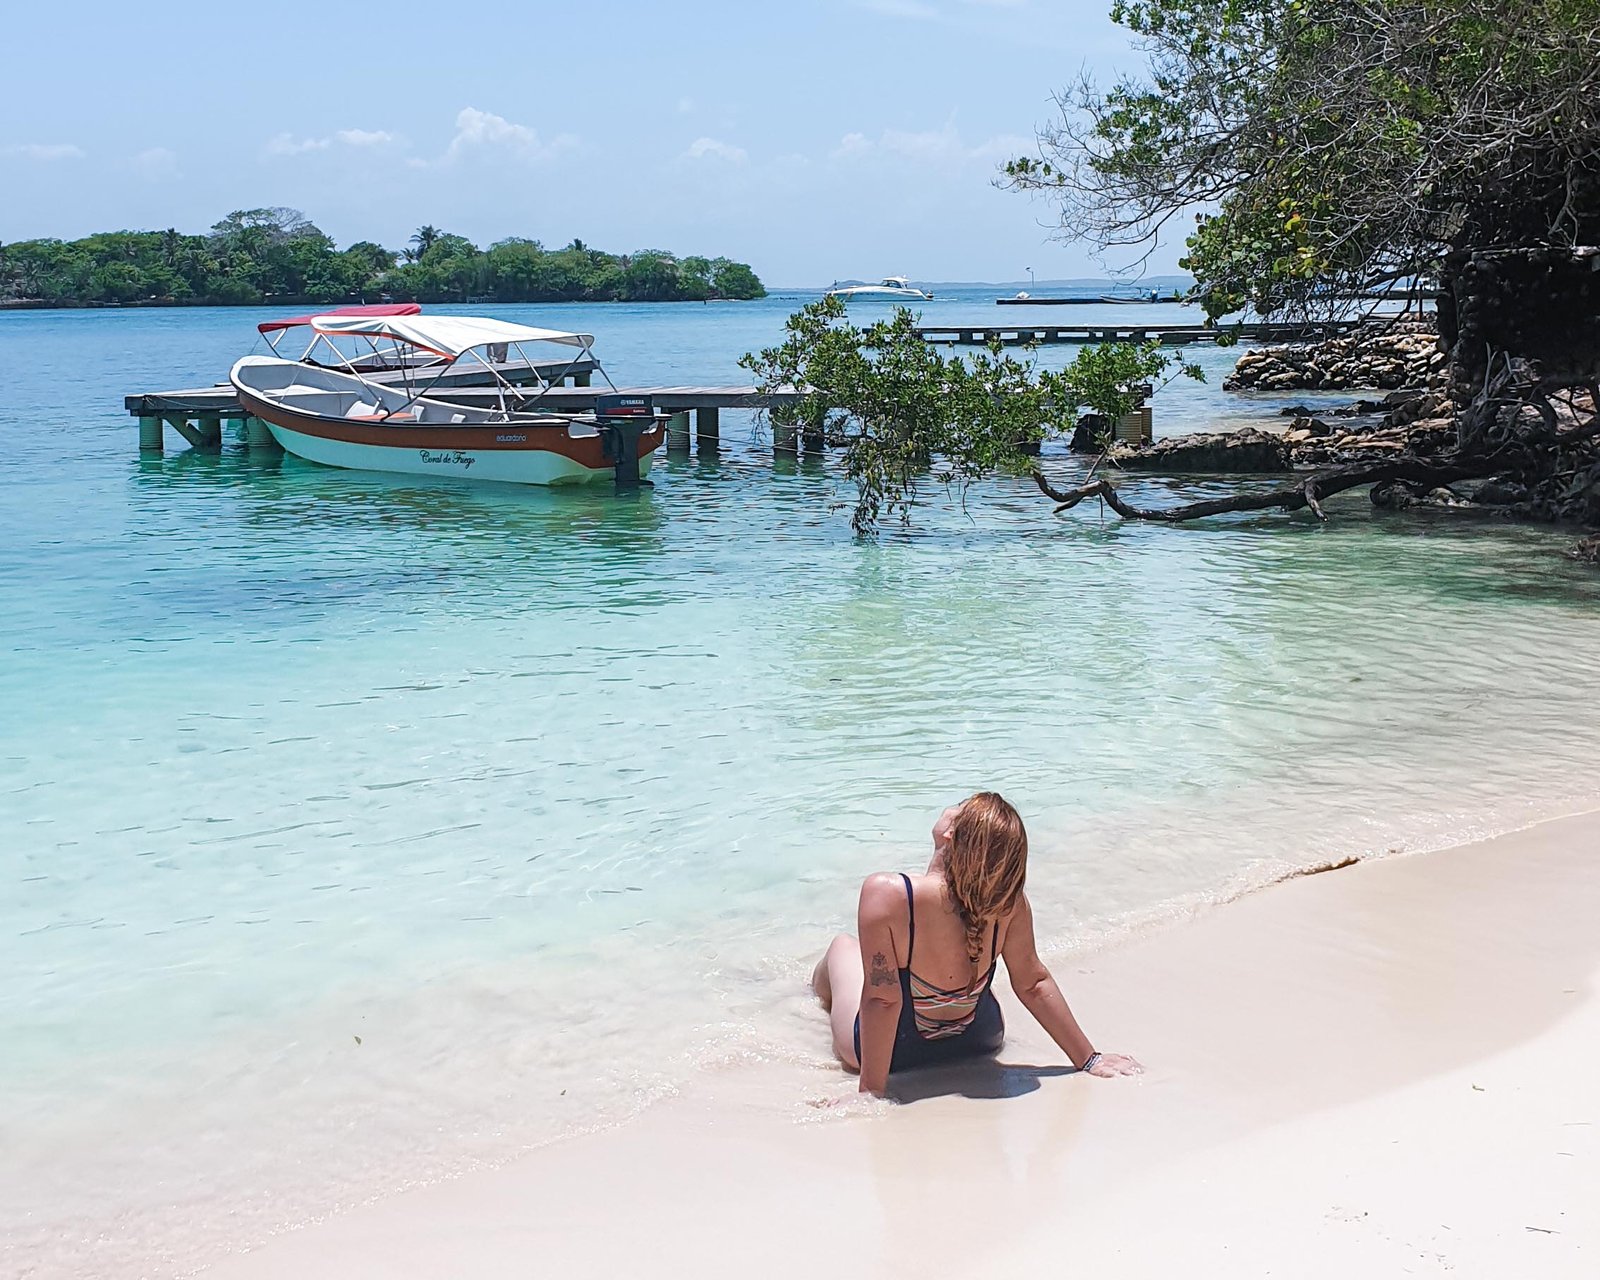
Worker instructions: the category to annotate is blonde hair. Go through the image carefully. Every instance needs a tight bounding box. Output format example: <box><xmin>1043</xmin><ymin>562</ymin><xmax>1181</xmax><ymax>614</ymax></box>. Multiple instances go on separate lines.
<box><xmin>943</xmin><ymin>792</ymin><xmax>1028</xmax><ymax>991</ymax></box>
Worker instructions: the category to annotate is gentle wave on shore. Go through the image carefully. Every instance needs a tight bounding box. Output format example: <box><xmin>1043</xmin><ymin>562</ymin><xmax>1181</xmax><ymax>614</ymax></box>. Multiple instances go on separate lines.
<box><xmin>3</xmin><ymin>297</ymin><xmax>1599</xmax><ymax>1277</ymax></box>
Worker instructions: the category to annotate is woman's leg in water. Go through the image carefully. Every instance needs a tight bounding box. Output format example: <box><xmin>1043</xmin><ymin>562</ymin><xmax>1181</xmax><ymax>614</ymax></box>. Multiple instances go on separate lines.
<box><xmin>811</xmin><ymin>933</ymin><xmax>863</xmax><ymax>1070</ymax></box>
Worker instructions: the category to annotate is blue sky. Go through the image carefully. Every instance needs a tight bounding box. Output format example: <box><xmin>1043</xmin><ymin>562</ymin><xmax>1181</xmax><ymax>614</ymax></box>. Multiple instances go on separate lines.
<box><xmin>0</xmin><ymin>0</ymin><xmax>1177</xmax><ymax>284</ymax></box>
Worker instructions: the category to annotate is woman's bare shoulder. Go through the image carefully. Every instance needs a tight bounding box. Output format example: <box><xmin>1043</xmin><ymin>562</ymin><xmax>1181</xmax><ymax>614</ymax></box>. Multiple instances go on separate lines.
<box><xmin>857</xmin><ymin>872</ymin><xmax>906</xmax><ymax>922</ymax></box>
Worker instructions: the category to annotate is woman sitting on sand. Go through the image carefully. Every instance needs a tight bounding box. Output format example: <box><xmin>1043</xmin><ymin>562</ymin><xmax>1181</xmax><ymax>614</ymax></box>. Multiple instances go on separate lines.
<box><xmin>813</xmin><ymin>792</ymin><xmax>1142</xmax><ymax>1095</ymax></box>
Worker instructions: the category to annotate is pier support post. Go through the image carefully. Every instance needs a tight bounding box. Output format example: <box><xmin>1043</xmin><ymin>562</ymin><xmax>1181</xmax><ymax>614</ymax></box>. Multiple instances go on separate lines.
<box><xmin>245</xmin><ymin>416</ymin><xmax>280</xmax><ymax>450</ymax></box>
<box><xmin>773</xmin><ymin>421</ymin><xmax>798</xmax><ymax>455</ymax></box>
<box><xmin>666</xmin><ymin>411</ymin><xmax>691</xmax><ymax>452</ymax></box>
<box><xmin>138</xmin><ymin>415</ymin><xmax>162</xmax><ymax>453</ymax></box>
<box><xmin>165</xmin><ymin>417</ymin><xmax>208</xmax><ymax>450</ymax></box>
<box><xmin>197</xmin><ymin>418</ymin><xmax>222</xmax><ymax>448</ymax></box>
<box><xmin>573</xmin><ymin>370</ymin><xmax>592</xmax><ymax>388</ymax></box>
<box><xmin>695</xmin><ymin>407</ymin><xmax>720</xmax><ymax>452</ymax></box>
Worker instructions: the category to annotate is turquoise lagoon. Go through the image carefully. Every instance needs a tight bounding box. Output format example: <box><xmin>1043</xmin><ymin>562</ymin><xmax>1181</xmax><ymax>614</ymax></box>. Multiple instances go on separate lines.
<box><xmin>3</xmin><ymin>290</ymin><xmax>1600</xmax><ymax>1276</ymax></box>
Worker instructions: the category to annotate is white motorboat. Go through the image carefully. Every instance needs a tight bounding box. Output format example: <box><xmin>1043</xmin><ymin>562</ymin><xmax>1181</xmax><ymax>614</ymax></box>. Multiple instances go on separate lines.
<box><xmin>230</xmin><ymin>314</ymin><xmax>664</xmax><ymax>486</ymax></box>
<box><xmin>825</xmin><ymin>276</ymin><xmax>934</xmax><ymax>301</ymax></box>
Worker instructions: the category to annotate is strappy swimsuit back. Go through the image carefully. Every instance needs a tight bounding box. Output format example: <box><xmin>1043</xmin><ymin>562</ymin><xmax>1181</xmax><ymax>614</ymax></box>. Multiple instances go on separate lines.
<box><xmin>853</xmin><ymin>873</ymin><xmax>1006</xmax><ymax>1072</ymax></box>
<box><xmin>905</xmin><ymin>875</ymin><xmax>999</xmax><ymax>1037</ymax></box>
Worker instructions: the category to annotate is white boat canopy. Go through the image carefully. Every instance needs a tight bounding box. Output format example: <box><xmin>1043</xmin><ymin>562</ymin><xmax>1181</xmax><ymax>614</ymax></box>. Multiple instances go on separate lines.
<box><xmin>309</xmin><ymin>314</ymin><xmax>595</xmax><ymax>361</ymax></box>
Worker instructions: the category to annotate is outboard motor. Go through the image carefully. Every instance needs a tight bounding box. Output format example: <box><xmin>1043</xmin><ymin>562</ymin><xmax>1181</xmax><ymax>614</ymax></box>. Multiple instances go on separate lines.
<box><xmin>593</xmin><ymin>394</ymin><xmax>655</xmax><ymax>486</ymax></box>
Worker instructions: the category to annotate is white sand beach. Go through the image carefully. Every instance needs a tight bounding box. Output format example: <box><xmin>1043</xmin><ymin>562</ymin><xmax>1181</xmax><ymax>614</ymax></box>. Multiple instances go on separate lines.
<box><xmin>199</xmin><ymin>808</ymin><xmax>1599</xmax><ymax>1280</ymax></box>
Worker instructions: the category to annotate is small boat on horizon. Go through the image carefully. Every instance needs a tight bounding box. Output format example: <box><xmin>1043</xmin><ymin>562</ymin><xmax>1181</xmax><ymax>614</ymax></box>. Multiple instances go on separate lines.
<box><xmin>231</xmin><ymin>314</ymin><xmax>664</xmax><ymax>487</ymax></box>
<box><xmin>825</xmin><ymin>276</ymin><xmax>934</xmax><ymax>301</ymax></box>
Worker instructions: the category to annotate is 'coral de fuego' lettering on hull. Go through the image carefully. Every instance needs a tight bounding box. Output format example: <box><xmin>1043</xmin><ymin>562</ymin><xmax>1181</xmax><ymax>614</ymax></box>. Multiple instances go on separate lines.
<box><xmin>419</xmin><ymin>449</ymin><xmax>476</xmax><ymax>468</ymax></box>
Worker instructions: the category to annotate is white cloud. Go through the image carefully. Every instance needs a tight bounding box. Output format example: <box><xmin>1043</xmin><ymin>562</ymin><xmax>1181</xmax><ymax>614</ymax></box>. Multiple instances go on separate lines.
<box><xmin>266</xmin><ymin>132</ymin><xmax>329</xmax><ymax>156</ymax></box>
<box><xmin>4</xmin><ymin>142</ymin><xmax>84</xmax><ymax>161</ymax></box>
<box><xmin>128</xmin><ymin>147</ymin><xmax>179</xmax><ymax>179</ymax></box>
<box><xmin>266</xmin><ymin>128</ymin><xmax>399</xmax><ymax>156</ymax></box>
<box><xmin>443</xmin><ymin>107</ymin><xmax>574</xmax><ymax>162</ymax></box>
<box><xmin>448</xmin><ymin>107</ymin><xmax>538</xmax><ymax>153</ymax></box>
<box><xmin>684</xmin><ymin>136</ymin><xmax>748</xmax><ymax>164</ymax></box>
<box><xmin>832</xmin><ymin>132</ymin><xmax>872</xmax><ymax>159</ymax></box>
<box><xmin>335</xmin><ymin>128</ymin><xmax>396</xmax><ymax>147</ymax></box>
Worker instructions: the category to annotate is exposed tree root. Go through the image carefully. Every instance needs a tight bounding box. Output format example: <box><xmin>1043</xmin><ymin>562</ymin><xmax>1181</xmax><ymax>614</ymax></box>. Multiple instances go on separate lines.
<box><xmin>1030</xmin><ymin>457</ymin><xmax>1503</xmax><ymax>523</ymax></box>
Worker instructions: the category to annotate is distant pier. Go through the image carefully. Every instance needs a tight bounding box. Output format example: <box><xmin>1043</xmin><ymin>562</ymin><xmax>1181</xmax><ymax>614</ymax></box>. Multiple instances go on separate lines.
<box><xmin>915</xmin><ymin>320</ymin><xmax>1358</xmax><ymax>346</ymax></box>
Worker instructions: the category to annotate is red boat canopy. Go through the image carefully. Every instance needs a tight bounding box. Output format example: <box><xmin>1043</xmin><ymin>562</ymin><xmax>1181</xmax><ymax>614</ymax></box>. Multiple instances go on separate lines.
<box><xmin>258</xmin><ymin>302</ymin><xmax>420</xmax><ymax>336</ymax></box>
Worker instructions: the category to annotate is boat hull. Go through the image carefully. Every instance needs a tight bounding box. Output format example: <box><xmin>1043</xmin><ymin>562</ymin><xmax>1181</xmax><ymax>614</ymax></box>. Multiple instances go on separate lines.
<box><xmin>826</xmin><ymin>288</ymin><xmax>932</xmax><ymax>301</ymax></box>
<box><xmin>236</xmin><ymin>389</ymin><xmax>662</xmax><ymax>487</ymax></box>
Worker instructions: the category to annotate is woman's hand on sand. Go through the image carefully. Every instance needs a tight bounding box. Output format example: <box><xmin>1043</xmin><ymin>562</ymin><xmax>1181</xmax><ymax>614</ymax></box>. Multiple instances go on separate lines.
<box><xmin>1086</xmin><ymin>1052</ymin><xmax>1143</xmax><ymax>1077</ymax></box>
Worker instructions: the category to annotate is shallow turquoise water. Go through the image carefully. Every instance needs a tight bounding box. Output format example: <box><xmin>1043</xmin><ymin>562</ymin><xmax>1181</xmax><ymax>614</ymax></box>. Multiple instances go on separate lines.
<box><xmin>3</xmin><ymin>291</ymin><xmax>1598</xmax><ymax>1276</ymax></box>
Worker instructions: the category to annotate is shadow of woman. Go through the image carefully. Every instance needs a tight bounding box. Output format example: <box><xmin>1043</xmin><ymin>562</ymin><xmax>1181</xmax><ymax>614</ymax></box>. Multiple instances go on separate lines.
<box><xmin>887</xmin><ymin>1060</ymin><xmax>1078</xmax><ymax>1104</ymax></box>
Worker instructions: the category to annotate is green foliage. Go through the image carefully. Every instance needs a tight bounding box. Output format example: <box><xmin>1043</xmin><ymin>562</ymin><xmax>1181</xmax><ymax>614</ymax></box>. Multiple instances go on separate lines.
<box><xmin>1007</xmin><ymin>0</ymin><xmax>1600</xmax><ymax>320</ymax></box>
<box><xmin>741</xmin><ymin>298</ymin><xmax>1202</xmax><ymax>534</ymax></box>
<box><xmin>0</xmin><ymin>211</ymin><xmax>766</xmax><ymax>307</ymax></box>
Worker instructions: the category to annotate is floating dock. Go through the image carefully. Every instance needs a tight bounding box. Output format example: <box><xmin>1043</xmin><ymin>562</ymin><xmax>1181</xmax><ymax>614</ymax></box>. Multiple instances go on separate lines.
<box><xmin>914</xmin><ymin>320</ymin><xmax>1357</xmax><ymax>346</ymax></box>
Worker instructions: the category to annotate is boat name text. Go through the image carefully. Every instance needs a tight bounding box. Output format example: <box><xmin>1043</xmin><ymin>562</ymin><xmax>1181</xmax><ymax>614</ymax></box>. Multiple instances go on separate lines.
<box><xmin>419</xmin><ymin>449</ymin><xmax>476</xmax><ymax>469</ymax></box>
<box><xmin>495</xmin><ymin>434</ymin><xmax>528</xmax><ymax>443</ymax></box>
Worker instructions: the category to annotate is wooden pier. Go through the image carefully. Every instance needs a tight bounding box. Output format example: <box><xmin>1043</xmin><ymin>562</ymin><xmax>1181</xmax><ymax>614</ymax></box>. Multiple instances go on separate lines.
<box><xmin>125</xmin><ymin>361</ymin><xmax>799</xmax><ymax>456</ymax></box>
<box><xmin>915</xmin><ymin>320</ymin><xmax>1357</xmax><ymax>346</ymax></box>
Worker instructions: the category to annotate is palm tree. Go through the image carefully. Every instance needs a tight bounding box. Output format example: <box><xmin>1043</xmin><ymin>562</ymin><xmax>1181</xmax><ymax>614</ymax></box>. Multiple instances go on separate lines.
<box><xmin>410</xmin><ymin>225</ymin><xmax>441</xmax><ymax>258</ymax></box>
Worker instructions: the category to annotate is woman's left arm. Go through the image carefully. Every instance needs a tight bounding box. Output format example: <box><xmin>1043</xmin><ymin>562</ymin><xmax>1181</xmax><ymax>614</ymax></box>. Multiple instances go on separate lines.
<box><xmin>1001</xmin><ymin>894</ymin><xmax>1142</xmax><ymax>1077</ymax></box>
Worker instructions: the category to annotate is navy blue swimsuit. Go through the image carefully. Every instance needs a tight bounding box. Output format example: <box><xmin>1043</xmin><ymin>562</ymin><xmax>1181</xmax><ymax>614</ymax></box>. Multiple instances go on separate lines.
<box><xmin>854</xmin><ymin>874</ymin><xmax>1005</xmax><ymax>1072</ymax></box>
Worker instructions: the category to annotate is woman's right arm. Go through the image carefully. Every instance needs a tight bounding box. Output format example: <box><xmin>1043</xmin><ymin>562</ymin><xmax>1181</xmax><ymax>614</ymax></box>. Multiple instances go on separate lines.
<box><xmin>1001</xmin><ymin>893</ymin><xmax>1142</xmax><ymax>1077</ymax></box>
<box><xmin>855</xmin><ymin>874</ymin><xmax>905</xmax><ymax>1096</ymax></box>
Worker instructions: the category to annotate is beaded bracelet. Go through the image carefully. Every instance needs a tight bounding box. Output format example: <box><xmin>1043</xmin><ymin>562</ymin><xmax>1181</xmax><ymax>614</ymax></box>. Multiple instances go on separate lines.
<box><xmin>1081</xmin><ymin>1052</ymin><xmax>1102</xmax><ymax>1073</ymax></box>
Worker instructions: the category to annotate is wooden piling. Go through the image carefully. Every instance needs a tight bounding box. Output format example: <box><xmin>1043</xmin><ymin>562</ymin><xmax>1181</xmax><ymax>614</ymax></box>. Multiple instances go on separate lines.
<box><xmin>245</xmin><ymin>416</ymin><xmax>279</xmax><ymax>450</ymax></box>
<box><xmin>138</xmin><ymin>416</ymin><xmax>162</xmax><ymax>452</ymax></box>
<box><xmin>573</xmin><ymin>370</ymin><xmax>592</xmax><ymax>387</ymax></box>
<box><xmin>695</xmin><ymin>407</ymin><xmax>720</xmax><ymax>451</ymax></box>
<box><xmin>666</xmin><ymin>411</ymin><xmax>691</xmax><ymax>452</ymax></box>
<box><xmin>165</xmin><ymin>417</ymin><xmax>207</xmax><ymax>449</ymax></box>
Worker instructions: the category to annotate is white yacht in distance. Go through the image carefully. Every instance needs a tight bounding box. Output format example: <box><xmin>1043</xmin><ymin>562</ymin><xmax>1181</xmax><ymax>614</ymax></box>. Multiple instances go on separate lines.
<box><xmin>825</xmin><ymin>275</ymin><xmax>934</xmax><ymax>301</ymax></box>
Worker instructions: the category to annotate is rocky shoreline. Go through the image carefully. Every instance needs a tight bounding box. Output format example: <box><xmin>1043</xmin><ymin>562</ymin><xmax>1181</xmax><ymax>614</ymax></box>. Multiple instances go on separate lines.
<box><xmin>1097</xmin><ymin>323</ymin><xmax>1599</xmax><ymax>552</ymax></box>
<box><xmin>1223</xmin><ymin>318</ymin><xmax>1445</xmax><ymax>391</ymax></box>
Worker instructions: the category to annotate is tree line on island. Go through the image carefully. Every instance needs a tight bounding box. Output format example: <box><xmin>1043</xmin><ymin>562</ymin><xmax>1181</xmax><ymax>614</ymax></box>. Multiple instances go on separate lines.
<box><xmin>0</xmin><ymin>208</ymin><xmax>766</xmax><ymax>307</ymax></box>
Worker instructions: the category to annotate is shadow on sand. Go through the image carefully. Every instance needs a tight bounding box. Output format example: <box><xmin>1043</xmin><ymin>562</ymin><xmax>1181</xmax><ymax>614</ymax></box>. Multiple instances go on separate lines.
<box><xmin>887</xmin><ymin>1060</ymin><xmax>1078</xmax><ymax>1104</ymax></box>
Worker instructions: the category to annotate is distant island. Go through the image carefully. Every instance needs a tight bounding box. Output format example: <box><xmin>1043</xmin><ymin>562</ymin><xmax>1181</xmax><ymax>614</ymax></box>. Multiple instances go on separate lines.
<box><xmin>0</xmin><ymin>207</ymin><xmax>767</xmax><ymax>308</ymax></box>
